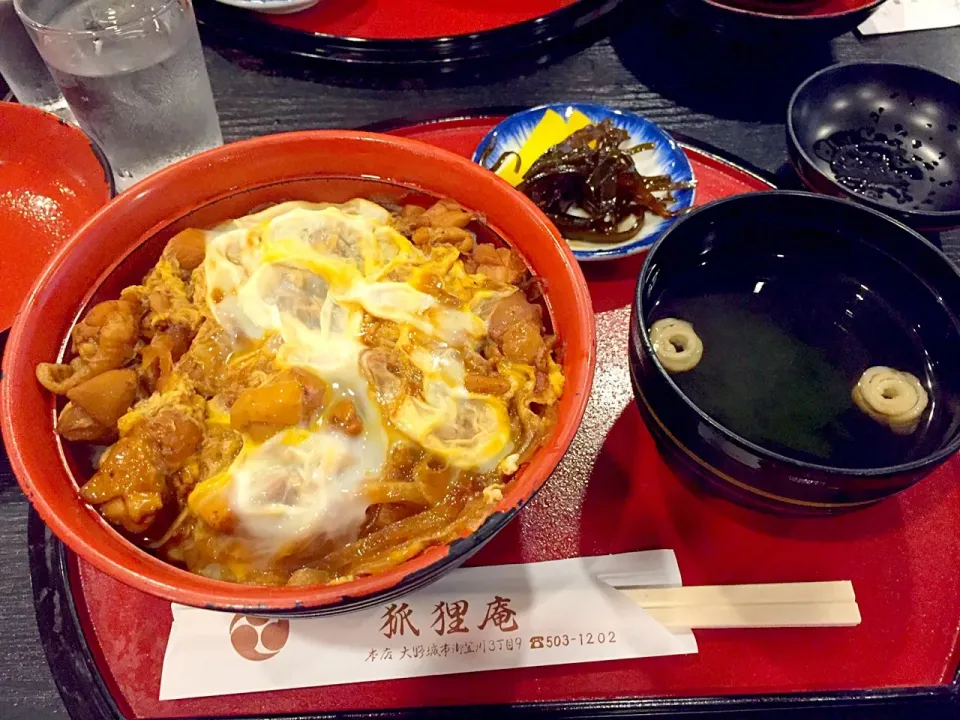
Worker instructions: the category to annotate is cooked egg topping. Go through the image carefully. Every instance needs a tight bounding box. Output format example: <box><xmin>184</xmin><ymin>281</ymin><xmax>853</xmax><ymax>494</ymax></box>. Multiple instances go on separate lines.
<box><xmin>197</xmin><ymin>199</ymin><xmax>518</xmax><ymax>543</ymax></box>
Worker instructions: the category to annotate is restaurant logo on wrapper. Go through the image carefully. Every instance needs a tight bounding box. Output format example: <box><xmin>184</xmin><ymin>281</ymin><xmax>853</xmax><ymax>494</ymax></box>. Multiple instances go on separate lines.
<box><xmin>229</xmin><ymin>616</ymin><xmax>290</xmax><ymax>661</ymax></box>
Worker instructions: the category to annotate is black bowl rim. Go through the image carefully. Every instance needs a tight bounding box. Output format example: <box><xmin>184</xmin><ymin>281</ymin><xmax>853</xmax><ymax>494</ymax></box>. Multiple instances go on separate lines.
<box><xmin>787</xmin><ymin>61</ymin><xmax>960</xmax><ymax>222</ymax></box>
<box><xmin>634</xmin><ymin>189</ymin><xmax>960</xmax><ymax>478</ymax></box>
<box><xmin>703</xmin><ymin>0</ymin><xmax>887</xmax><ymax>21</ymax></box>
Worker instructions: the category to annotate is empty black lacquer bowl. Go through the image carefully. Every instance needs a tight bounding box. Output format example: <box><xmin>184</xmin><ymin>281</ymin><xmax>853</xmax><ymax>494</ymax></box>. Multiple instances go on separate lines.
<box><xmin>629</xmin><ymin>191</ymin><xmax>960</xmax><ymax>514</ymax></box>
<box><xmin>788</xmin><ymin>62</ymin><xmax>960</xmax><ymax>232</ymax></box>
<box><xmin>664</xmin><ymin>0</ymin><xmax>887</xmax><ymax>40</ymax></box>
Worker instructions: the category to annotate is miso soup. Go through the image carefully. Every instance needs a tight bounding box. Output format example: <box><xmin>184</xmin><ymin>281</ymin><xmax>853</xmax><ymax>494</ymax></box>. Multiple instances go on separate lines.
<box><xmin>648</xmin><ymin>245</ymin><xmax>947</xmax><ymax>469</ymax></box>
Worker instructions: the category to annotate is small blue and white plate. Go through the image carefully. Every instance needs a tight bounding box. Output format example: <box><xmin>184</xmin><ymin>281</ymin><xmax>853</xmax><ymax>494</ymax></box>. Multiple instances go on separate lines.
<box><xmin>473</xmin><ymin>103</ymin><xmax>696</xmax><ymax>262</ymax></box>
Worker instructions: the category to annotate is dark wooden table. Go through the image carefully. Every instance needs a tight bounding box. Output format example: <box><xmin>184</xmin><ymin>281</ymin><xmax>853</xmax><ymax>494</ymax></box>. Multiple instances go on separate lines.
<box><xmin>1</xmin><ymin>7</ymin><xmax>958</xmax><ymax>719</ymax></box>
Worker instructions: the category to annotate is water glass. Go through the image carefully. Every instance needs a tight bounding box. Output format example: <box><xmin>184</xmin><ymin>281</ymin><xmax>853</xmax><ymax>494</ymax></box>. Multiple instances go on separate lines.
<box><xmin>0</xmin><ymin>0</ymin><xmax>70</xmax><ymax>116</ymax></box>
<box><xmin>15</xmin><ymin>0</ymin><xmax>223</xmax><ymax>191</ymax></box>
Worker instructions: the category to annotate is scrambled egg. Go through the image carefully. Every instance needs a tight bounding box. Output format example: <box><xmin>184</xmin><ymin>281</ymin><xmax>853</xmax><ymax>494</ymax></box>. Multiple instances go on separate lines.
<box><xmin>197</xmin><ymin>199</ymin><xmax>519</xmax><ymax>542</ymax></box>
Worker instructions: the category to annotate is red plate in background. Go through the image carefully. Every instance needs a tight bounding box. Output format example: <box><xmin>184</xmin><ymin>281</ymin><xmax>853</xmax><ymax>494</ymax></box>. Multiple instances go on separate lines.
<box><xmin>28</xmin><ymin>114</ymin><xmax>960</xmax><ymax>719</ymax></box>
<box><xmin>194</xmin><ymin>0</ymin><xmax>626</xmax><ymax>64</ymax></box>
<box><xmin>0</xmin><ymin>103</ymin><xmax>113</xmax><ymax>332</ymax></box>
<box><xmin>263</xmin><ymin>0</ymin><xmax>580</xmax><ymax>40</ymax></box>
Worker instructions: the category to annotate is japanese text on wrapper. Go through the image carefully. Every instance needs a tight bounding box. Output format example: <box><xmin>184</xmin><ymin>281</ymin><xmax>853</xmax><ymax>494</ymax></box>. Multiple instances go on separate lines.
<box><xmin>371</xmin><ymin>596</ymin><xmax>523</xmax><ymax>661</ymax></box>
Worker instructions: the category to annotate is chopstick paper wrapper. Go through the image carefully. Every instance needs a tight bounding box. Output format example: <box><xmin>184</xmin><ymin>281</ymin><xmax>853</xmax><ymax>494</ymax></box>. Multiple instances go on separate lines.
<box><xmin>160</xmin><ymin>550</ymin><xmax>697</xmax><ymax>700</ymax></box>
<box><xmin>160</xmin><ymin>551</ymin><xmax>860</xmax><ymax>700</ymax></box>
<box><xmin>858</xmin><ymin>0</ymin><xmax>960</xmax><ymax>36</ymax></box>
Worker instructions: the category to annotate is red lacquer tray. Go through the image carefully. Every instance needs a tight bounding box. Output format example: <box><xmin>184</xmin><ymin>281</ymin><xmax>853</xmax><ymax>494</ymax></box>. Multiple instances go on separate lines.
<box><xmin>194</xmin><ymin>0</ymin><xmax>625</xmax><ymax>65</ymax></box>
<box><xmin>28</xmin><ymin>114</ymin><xmax>960</xmax><ymax>720</ymax></box>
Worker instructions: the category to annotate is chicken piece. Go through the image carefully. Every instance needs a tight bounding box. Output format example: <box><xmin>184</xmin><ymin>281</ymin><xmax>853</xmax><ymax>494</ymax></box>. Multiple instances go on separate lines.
<box><xmin>471</xmin><ymin>244</ymin><xmax>528</xmax><ymax>285</ymax></box>
<box><xmin>54</xmin><ymin>369</ymin><xmax>139</xmax><ymax>443</ymax></box>
<box><xmin>36</xmin><ymin>298</ymin><xmax>144</xmax><ymax>395</ymax></box>
<box><xmin>487</xmin><ymin>291</ymin><xmax>542</xmax><ymax>342</ymax></box>
<box><xmin>174</xmin><ymin>321</ymin><xmax>233</xmax><ymax>398</ymax></box>
<box><xmin>394</xmin><ymin>200</ymin><xmax>476</xmax><ymax>243</ymax></box>
<box><xmin>501</xmin><ymin>321</ymin><xmax>545</xmax><ymax>364</ymax></box>
<box><xmin>417</xmin><ymin>199</ymin><xmax>475</xmax><ymax>229</ymax></box>
<box><xmin>293</xmin><ymin>369</ymin><xmax>328</xmax><ymax>418</ymax></box>
<box><xmin>39</xmin><ymin>240</ymin><xmax>206</xmax><ymax>398</ymax></box>
<box><xmin>80</xmin><ymin>393</ymin><xmax>205</xmax><ymax>534</ymax></box>
<box><xmin>486</xmin><ymin>287</ymin><xmax>547</xmax><ymax>364</ymax></box>
<box><xmin>56</xmin><ymin>402</ymin><xmax>116</xmax><ymax>444</ymax></box>
<box><xmin>138</xmin><ymin>329</ymin><xmax>193</xmax><ymax>395</ymax></box>
<box><xmin>136</xmin><ymin>258</ymin><xmax>204</xmax><ymax>343</ymax></box>
<box><xmin>229</xmin><ymin>369</ymin><xmax>328</xmax><ymax>442</ymax></box>
<box><xmin>391</xmin><ymin>205</ymin><xmax>426</xmax><ymax>236</ymax></box>
<box><xmin>414</xmin><ymin>271</ymin><xmax>464</xmax><ymax>306</ymax></box>
<box><xmin>328</xmin><ymin>399</ymin><xmax>364</xmax><ymax>436</ymax></box>
<box><xmin>163</xmin><ymin>228</ymin><xmax>206</xmax><ymax>273</ymax></box>
<box><xmin>199</xmin><ymin>426</ymin><xmax>244</xmax><ymax>479</ymax></box>
<box><xmin>411</xmin><ymin>226</ymin><xmax>475</xmax><ymax>253</ymax></box>
<box><xmin>230</xmin><ymin>379</ymin><xmax>303</xmax><ymax>442</ymax></box>
<box><xmin>401</xmin><ymin>204</ymin><xmax>426</xmax><ymax>221</ymax></box>
<box><xmin>171</xmin><ymin>424</ymin><xmax>244</xmax><ymax>504</ymax></box>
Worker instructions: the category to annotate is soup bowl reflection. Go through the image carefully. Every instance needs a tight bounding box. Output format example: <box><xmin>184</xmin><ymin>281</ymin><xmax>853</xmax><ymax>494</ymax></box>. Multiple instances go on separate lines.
<box><xmin>629</xmin><ymin>191</ymin><xmax>960</xmax><ymax>514</ymax></box>
<box><xmin>1</xmin><ymin>131</ymin><xmax>596</xmax><ymax>615</ymax></box>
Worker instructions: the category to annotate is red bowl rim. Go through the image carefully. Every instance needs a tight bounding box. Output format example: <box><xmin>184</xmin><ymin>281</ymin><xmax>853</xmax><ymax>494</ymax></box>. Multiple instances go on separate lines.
<box><xmin>0</xmin><ymin>102</ymin><xmax>115</xmax><ymax>193</ymax></box>
<box><xmin>0</xmin><ymin>101</ymin><xmax>115</xmax><ymax>332</ymax></box>
<box><xmin>1</xmin><ymin>130</ymin><xmax>597</xmax><ymax>612</ymax></box>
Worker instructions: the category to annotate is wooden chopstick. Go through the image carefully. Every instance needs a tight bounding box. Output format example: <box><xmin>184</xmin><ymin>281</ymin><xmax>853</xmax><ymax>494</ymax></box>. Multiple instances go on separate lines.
<box><xmin>643</xmin><ymin>602</ymin><xmax>861</xmax><ymax>629</ymax></box>
<box><xmin>619</xmin><ymin>581</ymin><xmax>855</xmax><ymax>608</ymax></box>
<box><xmin>614</xmin><ymin>581</ymin><xmax>861</xmax><ymax>629</ymax></box>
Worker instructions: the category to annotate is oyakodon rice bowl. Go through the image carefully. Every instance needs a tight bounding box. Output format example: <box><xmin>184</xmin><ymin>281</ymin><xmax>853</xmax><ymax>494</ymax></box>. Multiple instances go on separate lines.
<box><xmin>2</xmin><ymin>131</ymin><xmax>595</xmax><ymax>614</ymax></box>
<box><xmin>37</xmin><ymin>198</ymin><xmax>566</xmax><ymax>587</ymax></box>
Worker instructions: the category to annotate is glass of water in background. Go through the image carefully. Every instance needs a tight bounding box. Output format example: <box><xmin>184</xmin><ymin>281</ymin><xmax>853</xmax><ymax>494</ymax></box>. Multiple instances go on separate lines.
<box><xmin>0</xmin><ymin>0</ymin><xmax>71</xmax><ymax>117</ymax></box>
<box><xmin>15</xmin><ymin>0</ymin><xmax>223</xmax><ymax>191</ymax></box>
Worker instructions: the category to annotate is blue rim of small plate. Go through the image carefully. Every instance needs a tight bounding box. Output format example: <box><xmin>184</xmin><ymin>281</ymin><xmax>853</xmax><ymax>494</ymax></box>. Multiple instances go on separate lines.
<box><xmin>472</xmin><ymin>103</ymin><xmax>696</xmax><ymax>262</ymax></box>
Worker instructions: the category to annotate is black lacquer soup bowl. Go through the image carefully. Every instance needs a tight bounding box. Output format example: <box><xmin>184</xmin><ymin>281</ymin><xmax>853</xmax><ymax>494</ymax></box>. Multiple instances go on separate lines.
<box><xmin>629</xmin><ymin>191</ymin><xmax>960</xmax><ymax>514</ymax></box>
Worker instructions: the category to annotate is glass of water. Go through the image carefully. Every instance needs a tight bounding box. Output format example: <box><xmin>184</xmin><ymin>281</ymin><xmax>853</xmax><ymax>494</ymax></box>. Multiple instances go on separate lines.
<box><xmin>0</xmin><ymin>0</ymin><xmax>71</xmax><ymax>116</ymax></box>
<box><xmin>16</xmin><ymin>0</ymin><xmax>223</xmax><ymax>191</ymax></box>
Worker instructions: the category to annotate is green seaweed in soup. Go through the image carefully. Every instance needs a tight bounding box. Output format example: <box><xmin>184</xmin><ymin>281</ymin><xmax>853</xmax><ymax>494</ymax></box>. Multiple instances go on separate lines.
<box><xmin>662</xmin><ymin>297</ymin><xmax>852</xmax><ymax>461</ymax></box>
<box><xmin>649</xmin><ymin>251</ymin><xmax>937</xmax><ymax>469</ymax></box>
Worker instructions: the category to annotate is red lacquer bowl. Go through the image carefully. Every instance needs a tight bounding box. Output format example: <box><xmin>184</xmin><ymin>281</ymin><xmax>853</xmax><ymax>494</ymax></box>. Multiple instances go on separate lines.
<box><xmin>1</xmin><ymin>131</ymin><xmax>596</xmax><ymax>615</ymax></box>
<box><xmin>0</xmin><ymin>102</ymin><xmax>113</xmax><ymax>331</ymax></box>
